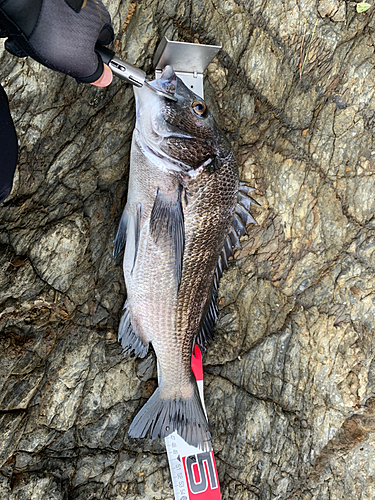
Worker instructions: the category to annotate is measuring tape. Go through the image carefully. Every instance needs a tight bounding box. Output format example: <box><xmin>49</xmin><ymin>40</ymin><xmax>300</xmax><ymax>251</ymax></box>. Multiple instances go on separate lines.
<box><xmin>164</xmin><ymin>346</ymin><xmax>221</xmax><ymax>500</ymax></box>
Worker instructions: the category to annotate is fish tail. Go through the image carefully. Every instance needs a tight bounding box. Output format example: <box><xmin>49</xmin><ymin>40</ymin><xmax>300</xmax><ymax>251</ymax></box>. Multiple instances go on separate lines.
<box><xmin>128</xmin><ymin>383</ymin><xmax>211</xmax><ymax>451</ymax></box>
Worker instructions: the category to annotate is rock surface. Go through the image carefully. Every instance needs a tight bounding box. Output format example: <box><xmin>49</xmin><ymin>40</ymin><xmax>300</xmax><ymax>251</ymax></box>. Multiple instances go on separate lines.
<box><xmin>1</xmin><ymin>0</ymin><xmax>375</xmax><ymax>498</ymax></box>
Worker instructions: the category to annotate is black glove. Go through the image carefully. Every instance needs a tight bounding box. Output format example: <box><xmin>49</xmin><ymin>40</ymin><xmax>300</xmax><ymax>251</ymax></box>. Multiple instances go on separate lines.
<box><xmin>0</xmin><ymin>0</ymin><xmax>114</xmax><ymax>83</ymax></box>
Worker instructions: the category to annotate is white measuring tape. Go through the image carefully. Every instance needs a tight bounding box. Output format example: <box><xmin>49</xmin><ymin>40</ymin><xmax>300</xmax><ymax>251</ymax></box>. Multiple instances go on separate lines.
<box><xmin>164</xmin><ymin>346</ymin><xmax>221</xmax><ymax>500</ymax></box>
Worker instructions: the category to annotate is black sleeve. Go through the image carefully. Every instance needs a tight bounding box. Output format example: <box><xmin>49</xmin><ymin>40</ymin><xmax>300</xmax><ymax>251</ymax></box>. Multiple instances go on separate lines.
<box><xmin>0</xmin><ymin>84</ymin><xmax>18</xmax><ymax>203</ymax></box>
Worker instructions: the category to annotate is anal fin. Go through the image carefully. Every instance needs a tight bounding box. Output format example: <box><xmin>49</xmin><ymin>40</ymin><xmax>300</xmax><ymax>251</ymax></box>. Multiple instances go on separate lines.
<box><xmin>118</xmin><ymin>300</ymin><xmax>149</xmax><ymax>358</ymax></box>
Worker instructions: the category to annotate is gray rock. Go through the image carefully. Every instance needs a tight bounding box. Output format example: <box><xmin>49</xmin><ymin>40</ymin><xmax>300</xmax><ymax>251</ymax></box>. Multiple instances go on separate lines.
<box><xmin>1</xmin><ymin>0</ymin><xmax>375</xmax><ymax>498</ymax></box>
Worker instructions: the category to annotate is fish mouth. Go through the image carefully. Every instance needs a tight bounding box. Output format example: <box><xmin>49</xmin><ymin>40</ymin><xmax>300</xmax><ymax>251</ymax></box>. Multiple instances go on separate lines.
<box><xmin>146</xmin><ymin>65</ymin><xmax>178</xmax><ymax>100</ymax></box>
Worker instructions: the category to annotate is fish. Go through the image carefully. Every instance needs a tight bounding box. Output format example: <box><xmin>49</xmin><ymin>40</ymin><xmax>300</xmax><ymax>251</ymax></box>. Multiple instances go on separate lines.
<box><xmin>113</xmin><ymin>65</ymin><xmax>258</xmax><ymax>450</ymax></box>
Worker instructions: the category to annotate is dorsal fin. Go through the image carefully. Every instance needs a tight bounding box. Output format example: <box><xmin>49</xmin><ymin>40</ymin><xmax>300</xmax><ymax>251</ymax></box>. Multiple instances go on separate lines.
<box><xmin>221</xmin><ymin>182</ymin><xmax>259</xmax><ymax>271</ymax></box>
<box><xmin>193</xmin><ymin>182</ymin><xmax>259</xmax><ymax>351</ymax></box>
<box><xmin>193</xmin><ymin>277</ymin><xmax>219</xmax><ymax>351</ymax></box>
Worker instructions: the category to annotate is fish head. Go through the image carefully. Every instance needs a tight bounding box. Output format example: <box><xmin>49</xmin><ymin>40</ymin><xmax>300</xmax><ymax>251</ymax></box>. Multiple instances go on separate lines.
<box><xmin>134</xmin><ymin>66</ymin><xmax>230</xmax><ymax>173</ymax></box>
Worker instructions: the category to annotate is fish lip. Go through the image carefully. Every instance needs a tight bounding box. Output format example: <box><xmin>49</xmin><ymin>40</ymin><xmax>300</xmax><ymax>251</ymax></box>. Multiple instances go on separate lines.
<box><xmin>144</xmin><ymin>81</ymin><xmax>178</xmax><ymax>102</ymax></box>
<box><xmin>147</xmin><ymin>65</ymin><xmax>177</xmax><ymax>99</ymax></box>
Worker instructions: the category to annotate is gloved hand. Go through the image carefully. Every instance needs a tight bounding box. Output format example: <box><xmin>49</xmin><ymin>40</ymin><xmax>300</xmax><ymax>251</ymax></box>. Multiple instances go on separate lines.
<box><xmin>0</xmin><ymin>0</ymin><xmax>114</xmax><ymax>86</ymax></box>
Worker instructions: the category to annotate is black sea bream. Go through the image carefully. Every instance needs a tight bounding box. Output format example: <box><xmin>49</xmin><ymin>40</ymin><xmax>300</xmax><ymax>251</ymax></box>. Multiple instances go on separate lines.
<box><xmin>113</xmin><ymin>66</ymin><xmax>257</xmax><ymax>450</ymax></box>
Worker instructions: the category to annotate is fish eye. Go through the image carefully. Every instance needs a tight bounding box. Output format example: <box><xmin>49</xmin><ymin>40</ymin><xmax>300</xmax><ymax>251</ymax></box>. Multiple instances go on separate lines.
<box><xmin>192</xmin><ymin>101</ymin><xmax>207</xmax><ymax>117</ymax></box>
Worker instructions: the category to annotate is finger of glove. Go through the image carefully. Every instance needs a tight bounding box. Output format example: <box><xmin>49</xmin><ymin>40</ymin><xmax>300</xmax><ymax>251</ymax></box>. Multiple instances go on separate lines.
<box><xmin>97</xmin><ymin>23</ymin><xmax>114</xmax><ymax>47</ymax></box>
<box><xmin>5</xmin><ymin>37</ymin><xmax>28</xmax><ymax>58</ymax></box>
<box><xmin>64</xmin><ymin>0</ymin><xmax>85</xmax><ymax>12</ymax></box>
<box><xmin>0</xmin><ymin>0</ymin><xmax>43</xmax><ymax>38</ymax></box>
<box><xmin>28</xmin><ymin>0</ymin><xmax>114</xmax><ymax>81</ymax></box>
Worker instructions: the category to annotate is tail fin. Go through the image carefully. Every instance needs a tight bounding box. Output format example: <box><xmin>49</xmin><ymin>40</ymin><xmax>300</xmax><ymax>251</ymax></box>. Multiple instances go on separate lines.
<box><xmin>128</xmin><ymin>385</ymin><xmax>211</xmax><ymax>451</ymax></box>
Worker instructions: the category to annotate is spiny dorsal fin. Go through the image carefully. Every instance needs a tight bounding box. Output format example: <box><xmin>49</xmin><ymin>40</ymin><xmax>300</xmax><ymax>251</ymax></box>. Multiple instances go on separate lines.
<box><xmin>222</xmin><ymin>182</ymin><xmax>259</xmax><ymax>269</ymax></box>
<box><xmin>238</xmin><ymin>181</ymin><xmax>261</xmax><ymax>203</ymax></box>
<box><xmin>193</xmin><ymin>183</ymin><xmax>259</xmax><ymax>351</ymax></box>
<box><xmin>150</xmin><ymin>186</ymin><xmax>185</xmax><ymax>286</ymax></box>
<box><xmin>118</xmin><ymin>300</ymin><xmax>149</xmax><ymax>358</ymax></box>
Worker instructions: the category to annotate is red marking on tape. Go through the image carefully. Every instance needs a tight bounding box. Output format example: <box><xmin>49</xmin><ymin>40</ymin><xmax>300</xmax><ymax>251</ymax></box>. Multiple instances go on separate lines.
<box><xmin>182</xmin><ymin>450</ymin><xmax>221</xmax><ymax>499</ymax></box>
<box><xmin>191</xmin><ymin>345</ymin><xmax>204</xmax><ymax>381</ymax></box>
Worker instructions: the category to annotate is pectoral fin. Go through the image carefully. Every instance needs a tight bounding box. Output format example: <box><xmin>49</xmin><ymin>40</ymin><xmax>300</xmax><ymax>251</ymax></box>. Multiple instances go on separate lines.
<box><xmin>150</xmin><ymin>187</ymin><xmax>185</xmax><ymax>285</ymax></box>
<box><xmin>113</xmin><ymin>205</ymin><xmax>128</xmax><ymax>258</ymax></box>
<box><xmin>123</xmin><ymin>204</ymin><xmax>143</xmax><ymax>274</ymax></box>
<box><xmin>133</xmin><ymin>204</ymin><xmax>142</xmax><ymax>273</ymax></box>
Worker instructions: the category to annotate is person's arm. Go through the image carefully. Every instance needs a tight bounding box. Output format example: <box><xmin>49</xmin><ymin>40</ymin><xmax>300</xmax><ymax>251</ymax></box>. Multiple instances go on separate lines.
<box><xmin>0</xmin><ymin>0</ymin><xmax>114</xmax><ymax>85</ymax></box>
<box><xmin>0</xmin><ymin>0</ymin><xmax>115</xmax><ymax>203</ymax></box>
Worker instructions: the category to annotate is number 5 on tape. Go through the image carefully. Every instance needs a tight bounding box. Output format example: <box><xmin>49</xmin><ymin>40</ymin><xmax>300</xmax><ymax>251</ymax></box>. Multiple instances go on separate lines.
<box><xmin>182</xmin><ymin>451</ymin><xmax>221</xmax><ymax>499</ymax></box>
<box><xmin>165</xmin><ymin>346</ymin><xmax>221</xmax><ymax>500</ymax></box>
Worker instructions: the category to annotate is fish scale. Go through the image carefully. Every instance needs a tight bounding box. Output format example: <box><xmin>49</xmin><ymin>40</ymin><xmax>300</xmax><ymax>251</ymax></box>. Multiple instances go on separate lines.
<box><xmin>113</xmin><ymin>65</ymin><xmax>256</xmax><ymax>450</ymax></box>
<box><xmin>177</xmin><ymin>175</ymin><xmax>237</xmax><ymax>329</ymax></box>
<box><xmin>135</xmin><ymin>229</ymin><xmax>176</xmax><ymax>344</ymax></box>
